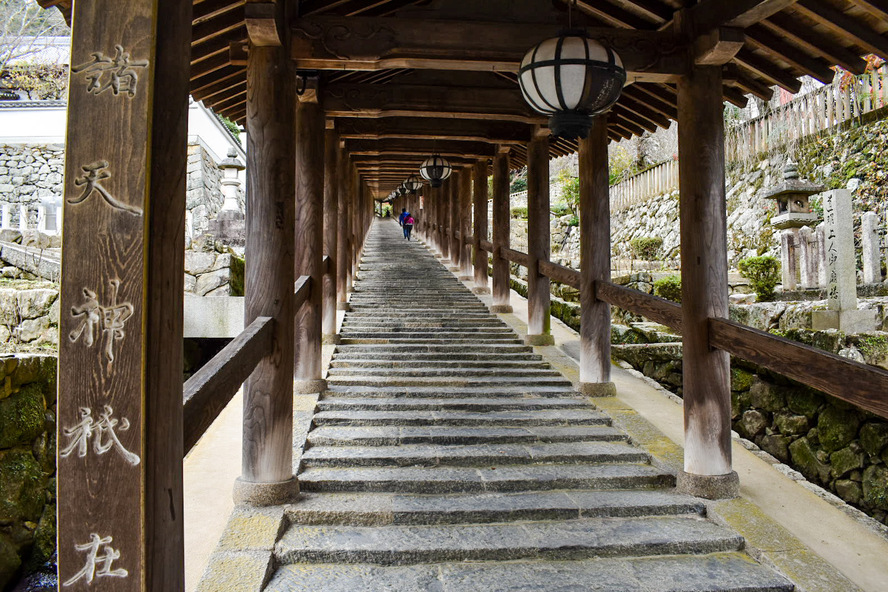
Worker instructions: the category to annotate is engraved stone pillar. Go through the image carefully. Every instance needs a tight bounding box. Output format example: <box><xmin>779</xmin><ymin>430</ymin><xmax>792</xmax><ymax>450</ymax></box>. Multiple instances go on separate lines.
<box><xmin>18</xmin><ymin>204</ymin><xmax>27</xmax><ymax>231</ymax></box>
<box><xmin>798</xmin><ymin>226</ymin><xmax>818</xmax><ymax>289</ymax></box>
<box><xmin>57</xmin><ymin>0</ymin><xmax>192</xmax><ymax>589</ymax></box>
<box><xmin>862</xmin><ymin>211</ymin><xmax>880</xmax><ymax>285</ymax></box>
<box><xmin>294</xmin><ymin>82</ymin><xmax>327</xmax><ymax>393</ymax></box>
<box><xmin>816</xmin><ymin>222</ymin><xmax>827</xmax><ymax>288</ymax></box>
<box><xmin>780</xmin><ymin>230</ymin><xmax>797</xmax><ymax>291</ymax></box>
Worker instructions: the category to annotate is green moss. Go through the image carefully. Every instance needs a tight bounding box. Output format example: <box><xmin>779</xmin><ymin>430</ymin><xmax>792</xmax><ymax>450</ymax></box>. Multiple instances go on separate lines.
<box><xmin>817</xmin><ymin>405</ymin><xmax>861</xmax><ymax>453</ymax></box>
<box><xmin>862</xmin><ymin>465</ymin><xmax>888</xmax><ymax>511</ymax></box>
<box><xmin>0</xmin><ymin>384</ymin><xmax>45</xmax><ymax>449</ymax></box>
<box><xmin>229</xmin><ymin>254</ymin><xmax>245</xmax><ymax>297</ymax></box>
<box><xmin>0</xmin><ymin>449</ymin><xmax>46</xmax><ymax>525</ymax></box>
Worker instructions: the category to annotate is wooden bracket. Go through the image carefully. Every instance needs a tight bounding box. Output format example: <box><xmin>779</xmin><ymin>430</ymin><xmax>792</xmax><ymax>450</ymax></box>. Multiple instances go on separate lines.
<box><xmin>694</xmin><ymin>27</ymin><xmax>745</xmax><ymax>66</ymax></box>
<box><xmin>246</xmin><ymin>1</ymin><xmax>282</xmax><ymax>47</ymax></box>
<box><xmin>229</xmin><ymin>41</ymin><xmax>248</xmax><ymax>66</ymax></box>
<box><xmin>296</xmin><ymin>73</ymin><xmax>320</xmax><ymax>103</ymax></box>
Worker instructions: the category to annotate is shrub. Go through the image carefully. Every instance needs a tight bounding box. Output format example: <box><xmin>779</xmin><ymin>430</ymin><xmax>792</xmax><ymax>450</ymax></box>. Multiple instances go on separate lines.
<box><xmin>510</xmin><ymin>206</ymin><xmax>528</xmax><ymax>219</ymax></box>
<box><xmin>738</xmin><ymin>255</ymin><xmax>780</xmax><ymax>302</ymax></box>
<box><xmin>510</xmin><ymin>175</ymin><xmax>527</xmax><ymax>193</ymax></box>
<box><xmin>551</xmin><ymin>204</ymin><xmax>572</xmax><ymax>217</ymax></box>
<box><xmin>629</xmin><ymin>236</ymin><xmax>663</xmax><ymax>260</ymax></box>
<box><xmin>653</xmin><ymin>275</ymin><xmax>681</xmax><ymax>303</ymax></box>
<box><xmin>567</xmin><ymin>215</ymin><xmax>579</xmax><ymax>227</ymax></box>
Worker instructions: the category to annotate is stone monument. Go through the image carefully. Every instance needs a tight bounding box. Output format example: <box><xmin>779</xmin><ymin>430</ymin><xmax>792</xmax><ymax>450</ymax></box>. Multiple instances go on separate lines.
<box><xmin>207</xmin><ymin>147</ymin><xmax>246</xmax><ymax>247</ymax></box>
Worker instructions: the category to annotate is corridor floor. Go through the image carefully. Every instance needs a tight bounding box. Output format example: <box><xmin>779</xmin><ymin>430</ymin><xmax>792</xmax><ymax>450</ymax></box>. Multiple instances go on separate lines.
<box><xmin>261</xmin><ymin>220</ymin><xmax>795</xmax><ymax>591</ymax></box>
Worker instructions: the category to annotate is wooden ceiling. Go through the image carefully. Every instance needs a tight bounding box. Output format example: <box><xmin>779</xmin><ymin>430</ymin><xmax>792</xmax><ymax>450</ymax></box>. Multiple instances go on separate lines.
<box><xmin>41</xmin><ymin>0</ymin><xmax>888</xmax><ymax>196</ymax></box>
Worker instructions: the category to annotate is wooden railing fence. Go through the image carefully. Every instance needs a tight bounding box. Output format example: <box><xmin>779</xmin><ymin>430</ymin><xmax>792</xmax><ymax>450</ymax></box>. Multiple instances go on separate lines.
<box><xmin>470</xmin><ymin>234</ymin><xmax>888</xmax><ymax>420</ymax></box>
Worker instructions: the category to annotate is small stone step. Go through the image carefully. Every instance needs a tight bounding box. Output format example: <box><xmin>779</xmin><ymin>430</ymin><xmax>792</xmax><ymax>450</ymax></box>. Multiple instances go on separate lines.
<box><xmin>326</xmin><ymin>367</ymin><xmax>562</xmax><ymax>378</ymax></box>
<box><xmin>285</xmin><ymin>490</ymin><xmax>705</xmax><ymax>525</ymax></box>
<box><xmin>298</xmin><ymin>463</ymin><xmax>673</xmax><ymax>493</ymax></box>
<box><xmin>334</xmin><ymin>344</ymin><xmax>535</xmax><ymax>354</ymax></box>
<box><xmin>311</xmin><ymin>409</ymin><xmax>608</xmax><ymax>427</ymax></box>
<box><xmin>300</xmin><ymin>441</ymin><xmax>650</xmax><ymax>468</ymax></box>
<box><xmin>328</xmin><ymin>359</ymin><xmax>550</xmax><ymax>369</ymax></box>
<box><xmin>322</xmin><ymin>385</ymin><xmax>582</xmax><ymax>398</ymax></box>
<box><xmin>266</xmin><ymin>554</ymin><xmax>793</xmax><ymax>592</ymax></box>
<box><xmin>326</xmin><ymin>376</ymin><xmax>573</xmax><ymax>388</ymax></box>
<box><xmin>315</xmin><ymin>396</ymin><xmax>588</xmax><ymax>411</ymax></box>
<box><xmin>340</xmin><ymin>337</ymin><xmax>525</xmax><ymax>345</ymax></box>
<box><xmin>275</xmin><ymin>515</ymin><xmax>741</xmax><ymax>564</ymax></box>
<box><xmin>307</xmin><ymin>425</ymin><xmax>626</xmax><ymax>446</ymax></box>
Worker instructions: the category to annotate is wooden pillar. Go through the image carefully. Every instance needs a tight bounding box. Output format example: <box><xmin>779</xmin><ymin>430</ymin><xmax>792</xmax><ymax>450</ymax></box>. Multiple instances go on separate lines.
<box><xmin>472</xmin><ymin>160</ymin><xmax>490</xmax><ymax>294</ymax></box>
<box><xmin>294</xmin><ymin>82</ymin><xmax>326</xmax><ymax>393</ymax></box>
<box><xmin>348</xmin><ymin>169</ymin><xmax>358</xmax><ymax>291</ymax></box>
<box><xmin>323</xmin><ymin>125</ymin><xmax>340</xmax><ymax>341</ymax></box>
<box><xmin>490</xmin><ymin>147</ymin><xmax>512</xmax><ymax>312</ymax></box>
<box><xmin>336</xmin><ymin>145</ymin><xmax>351</xmax><ymax>310</ymax></box>
<box><xmin>449</xmin><ymin>172</ymin><xmax>461</xmax><ymax>271</ymax></box>
<box><xmin>439</xmin><ymin>181</ymin><xmax>450</xmax><ymax>261</ymax></box>
<box><xmin>677</xmin><ymin>65</ymin><xmax>738</xmax><ymax>499</ymax></box>
<box><xmin>525</xmin><ymin>131</ymin><xmax>554</xmax><ymax>345</ymax></box>
<box><xmin>57</xmin><ymin>1</ymin><xmax>191</xmax><ymax>588</ymax></box>
<box><xmin>578</xmin><ymin>117</ymin><xmax>616</xmax><ymax>396</ymax></box>
<box><xmin>458</xmin><ymin>166</ymin><xmax>473</xmax><ymax>280</ymax></box>
<box><xmin>236</xmin><ymin>45</ymin><xmax>298</xmax><ymax>504</ymax></box>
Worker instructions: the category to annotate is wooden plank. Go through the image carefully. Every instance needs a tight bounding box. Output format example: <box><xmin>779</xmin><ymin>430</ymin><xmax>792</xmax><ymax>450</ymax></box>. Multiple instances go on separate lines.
<box><xmin>710</xmin><ymin>319</ymin><xmax>888</xmax><ymax>419</ymax></box>
<box><xmin>295</xmin><ymin>89</ymin><xmax>326</xmax><ymax>389</ymax></box>
<box><xmin>596</xmin><ymin>281</ymin><xmax>683</xmax><ymax>333</ymax></box>
<box><xmin>539</xmin><ymin>259</ymin><xmax>580</xmax><ymax>289</ymax></box>
<box><xmin>502</xmin><ymin>247</ymin><xmax>532</xmax><ymax>268</ymax></box>
<box><xmin>57</xmin><ymin>0</ymin><xmax>191</xmax><ymax>589</ymax></box>
<box><xmin>183</xmin><ymin>316</ymin><xmax>274</xmax><ymax>454</ymax></box>
<box><xmin>242</xmin><ymin>44</ymin><xmax>296</xmax><ymax>489</ymax></box>
<box><xmin>678</xmin><ymin>64</ymin><xmax>732</xmax><ymax>478</ymax></box>
<box><xmin>290</xmin><ymin>16</ymin><xmax>687</xmax><ymax>80</ymax></box>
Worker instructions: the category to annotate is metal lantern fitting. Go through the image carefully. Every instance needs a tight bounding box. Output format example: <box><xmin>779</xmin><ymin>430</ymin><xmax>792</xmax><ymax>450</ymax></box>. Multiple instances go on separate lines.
<box><xmin>404</xmin><ymin>174</ymin><xmax>424</xmax><ymax>194</ymax></box>
<box><xmin>420</xmin><ymin>155</ymin><xmax>452</xmax><ymax>188</ymax></box>
<box><xmin>518</xmin><ymin>31</ymin><xmax>626</xmax><ymax>139</ymax></box>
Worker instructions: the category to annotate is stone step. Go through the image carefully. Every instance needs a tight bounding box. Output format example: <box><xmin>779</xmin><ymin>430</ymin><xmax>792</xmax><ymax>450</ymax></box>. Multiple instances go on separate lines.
<box><xmin>311</xmin><ymin>409</ymin><xmax>606</xmax><ymax>427</ymax></box>
<box><xmin>328</xmin><ymin>359</ymin><xmax>549</xmax><ymax>369</ymax></box>
<box><xmin>315</xmin><ymin>396</ymin><xmax>587</xmax><ymax>411</ymax></box>
<box><xmin>298</xmin><ymin>463</ymin><xmax>673</xmax><ymax>493</ymax></box>
<box><xmin>266</xmin><ymin>554</ymin><xmax>793</xmax><ymax>592</ymax></box>
<box><xmin>340</xmin><ymin>337</ymin><xmax>525</xmax><ymax>345</ymax></box>
<box><xmin>326</xmin><ymin>367</ymin><xmax>562</xmax><ymax>378</ymax></box>
<box><xmin>275</xmin><ymin>515</ymin><xmax>741</xmax><ymax>564</ymax></box>
<box><xmin>326</xmin><ymin>376</ymin><xmax>573</xmax><ymax>388</ymax></box>
<box><xmin>306</xmin><ymin>425</ymin><xmax>626</xmax><ymax>447</ymax></box>
<box><xmin>285</xmin><ymin>490</ymin><xmax>705</xmax><ymax>525</ymax></box>
<box><xmin>341</xmin><ymin>321</ymin><xmax>509</xmax><ymax>329</ymax></box>
<box><xmin>340</xmin><ymin>332</ymin><xmax>518</xmax><ymax>340</ymax></box>
<box><xmin>341</xmin><ymin>325</ymin><xmax>513</xmax><ymax>333</ymax></box>
<box><xmin>300</xmin><ymin>441</ymin><xmax>650</xmax><ymax>468</ymax></box>
<box><xmin>322</xmin><ymin>385</ymin><xmax>580</xmax><ymax>398</ymax></box>
<box><xmin>333</xmin><ymin>344</ymin><xmax>535</xmax><ymax>354</ymax></box>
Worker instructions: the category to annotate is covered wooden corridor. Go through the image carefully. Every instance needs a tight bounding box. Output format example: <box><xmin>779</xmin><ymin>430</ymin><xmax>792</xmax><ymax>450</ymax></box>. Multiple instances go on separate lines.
<box><xmin>38</xmin><ymin>0</ymin><xmax>888</xmax><ymax>589</ymax></box>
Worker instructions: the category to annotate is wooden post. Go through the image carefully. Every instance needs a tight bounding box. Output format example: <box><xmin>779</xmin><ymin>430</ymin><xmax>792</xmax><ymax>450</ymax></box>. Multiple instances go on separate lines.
<box><xmin>677</xmin><ymin>65</ymin><xmax>738</xmax><ymax>499</ymax></box>
<box><xmin>578</xmin><ymin>117</ymin><xmax>616</xmax><ymax>396</ymax></box>
<box><xmin>323</xmin><ymin>124</ymin><xmax>340</xmax><ymax>342</ymax></box>
<box><xmin>472</xmin><ymin>160</ymin><xmax>490</xmax><ymax>294</ymax></box>
<box><xmin>347</xmin><ymin>168</ymin><xmax>357</xmax><ymax>292</ymax></box>
<box><xmin>458</xmin><ymin>166</ymin><xmax>473</xmax><ymax>280</ymax></box>
<box><xmin>294</xmin><ymin>83</ymin><xmax>326</xmax><ymax>393</ymax></box>
<box><xmin>449</xmin><ymin>172</ymin><xmax>461</xmax><ymax>271</ymax></box>
<box><xmin>490</xmin><ymin>147</ymin><xmax>512</xmax><ymax>313</ymax></box>
<box><xmin>57</xmin><ymin>1</ymin><xmax>191</xmax><ymax>588</ymax></box>
<box><xmin>526</xmin><ymin>131</ymin><xmax>554</xmax><ymax>345</ymax></box>
<box><xmin>336</xmin><ymin>145</ymin><xmax>351</xmax><ymax>310</ymax></box>
<box><xmin>236</xmin><ymin>43</ymin><xmax>298</xmax><ymax>504</ymax></box>
<box><xmin>439</xmin><ymin>181</ymin><xmax>450</xmax><ymax>262</ymax></box>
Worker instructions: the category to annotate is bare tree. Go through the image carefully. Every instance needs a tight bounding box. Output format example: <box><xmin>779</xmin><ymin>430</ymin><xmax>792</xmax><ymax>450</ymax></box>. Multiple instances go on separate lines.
<box><xmin>0</xmin><ymin>0</ymin><xmax>68</xmax><ymax>75</ymax></box>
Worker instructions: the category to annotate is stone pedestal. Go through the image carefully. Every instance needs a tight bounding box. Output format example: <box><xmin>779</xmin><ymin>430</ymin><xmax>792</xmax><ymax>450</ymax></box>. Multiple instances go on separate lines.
<box><xmin>207</xmin><ymin>210</ymin><xmax>246</xmax><ymax>246</ymax></box>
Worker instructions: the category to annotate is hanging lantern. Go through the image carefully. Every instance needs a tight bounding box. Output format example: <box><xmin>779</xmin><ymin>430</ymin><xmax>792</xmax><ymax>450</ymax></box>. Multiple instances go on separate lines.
<box><xmin>420</xmin><ymin>155</ymin><xmax>452</xmax><ymax>188</ymax></box>
<box><xmin>518</xmin><ymin>31</ymin><xmax>626</xmax><ymax>140</ymax></box>
<box><xmin>404</xmin><ymin>174</ymin><xmax>424</xmax><ymax>194</ymax></box>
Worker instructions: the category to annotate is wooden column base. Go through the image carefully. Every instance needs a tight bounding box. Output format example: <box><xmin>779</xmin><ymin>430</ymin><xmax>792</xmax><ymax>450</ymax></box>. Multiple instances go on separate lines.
<box><xmin>472</xmin><ymin>286</ymin><xmax>491</xmax><ymax>295</ymax></box>
<box><xmin>294</xmin><ymin>379</ymin><xmax>328</xmax><ymax>394</ymax></box>
<box><xmin>525</xmin><ymin>334</ymin><xmax>555</xmax><ymax>346</ymax></box>
<box><xmin>458</xmin><ymin>274</ymin><xmax>473</xmax><ymax>281</ymax></box>
<box><xmin>233</xmin><ymin>476</ymin><xmax>299</xmax><ymax>506</ymax></box>
<box><xmin>578</xmin><ymin>382</ymin><xmax>617</xmax><ymax>397</ymax></box>
<box><xmin>676</xmin><ymin>470</ymin><xmax>740</xmax><ymax>500</ymax></box>
<box><xmin>337</xmin><ymin>302</ymin><xmax>352</xmax><ymax>311</ymax></box>
<box><xmin>322</xmin><ymin>334</ymin><xmax>342</xmax><ymax>345</ymax></box>
<box><xmin>490</xmin><ymin>304</ymin><xmax>513</xmax><ymax>313</ymax></box>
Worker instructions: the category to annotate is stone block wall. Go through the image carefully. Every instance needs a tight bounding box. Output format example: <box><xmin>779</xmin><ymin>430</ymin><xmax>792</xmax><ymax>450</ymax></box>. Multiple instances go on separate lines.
<box><xmin>0</xmin><ymin>145</ymin><xmax>65</xmax><ymax>223</ymax></box>
<box><xmin>0</xmin><ymin>354</ymin><xmax>57</xmax><ymax>589</ymax></box>
<box><xmin>184</xmin><ymin>237</ymin><xmax>244</xmax><ymax>297</ymax></box>
<box><xmin>0</xmin><ymin>287</ymin><xmax>59</xmax><ymax>349</ymax></box>
<box><xmin>185</xmin><ymin>143</ymin><xmax>245</xmax><ymax>242</ymax></box>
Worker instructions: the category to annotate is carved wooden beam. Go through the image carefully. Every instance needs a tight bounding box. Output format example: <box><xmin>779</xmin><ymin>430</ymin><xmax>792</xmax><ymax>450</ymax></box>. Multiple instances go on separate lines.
<box><xmin>245</xmin><ymin>1</ymin><xmax>282</xmax><ymax>46</ymax></box>
<box><xmin>291</xmin><ymin>16</ymin><xmax>687</xmax><ymax>81</ymax></box>
<box><xmin>321</xmin><ymin>82</ymin><xmax>545</xmax><ymax>124</ymax></box>
<box><xmin>694</xmin><ymin>27</ymin><xmax>745</xmax><ymax>66</ymax></box>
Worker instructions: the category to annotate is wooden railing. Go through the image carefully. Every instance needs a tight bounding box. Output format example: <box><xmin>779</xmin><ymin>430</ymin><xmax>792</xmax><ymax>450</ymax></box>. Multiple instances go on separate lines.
<box><xmin>182</xmin><ymin>273</ymin><xmax>316</xmax><ymax>454</ymax></box>
<box><xmin>478</xmin><ymin>237</ymin><xmax>888</xmax><ymax>419</ymax></box>
<box><xmin>609</xmin><ymin>160</ymin><xmax>679</xmax><ymax>212</ymax></box>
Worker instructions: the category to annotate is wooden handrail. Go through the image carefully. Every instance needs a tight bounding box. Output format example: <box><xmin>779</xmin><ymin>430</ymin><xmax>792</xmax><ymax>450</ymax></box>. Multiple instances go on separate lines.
<box><xmin>479</xmin><ymin>239</ymin><xmax>493</xmax><ymax>252</ymax></box>
<box><xmin>596</xmin><ymin>281</ymin><xmax>683</xmax><ymax>333</ymax></box>
<box><xmin>182</xmin><ymin>316</ymin><xmax>275</xmax><ymax>455</ymax></box>
<box><xmin>710</xmin><ymin>318</ymin><xmax>888</xmax><ymax>418</ymax></box>
<box><xmin>501</xmin><ymin>247</ymin><xmax>531</xmax><ymax>267</ymax></box>
<box><xmin>322</xmin><ymin>255</ymin><xmax>331</xmax><ymax>275</ymax></box>
<box><xmin>539</xmin><ymin>260</ymin><xmax>580</xmax><ymax>289</ymax></box>
<box><xmin>294</xmin><ymin>274</ymin><xmax>312</xmax><ymax>309</ymax></box>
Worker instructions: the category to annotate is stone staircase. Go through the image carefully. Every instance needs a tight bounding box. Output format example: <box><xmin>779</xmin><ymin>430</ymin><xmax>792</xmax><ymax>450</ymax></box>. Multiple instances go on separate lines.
<box><xmin>265</xmin><ymin>220</ymin><xmax>793</xmax><ymax>591</ymax></box>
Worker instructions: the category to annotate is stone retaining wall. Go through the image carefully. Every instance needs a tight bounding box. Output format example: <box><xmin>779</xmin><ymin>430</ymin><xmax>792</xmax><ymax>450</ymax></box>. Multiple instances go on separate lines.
<box><xmin>0</xmin><ymin>287</ymin><xmax>59</xmax><ymax>349</ymax></box>
<box><xmin>0</xmin><ymin>354</ymin><xmax>57</xmax><ymax>589</ymax></box>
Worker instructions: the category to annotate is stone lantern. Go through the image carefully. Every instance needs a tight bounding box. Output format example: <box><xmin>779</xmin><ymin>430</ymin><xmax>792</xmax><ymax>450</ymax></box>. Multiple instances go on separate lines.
<box><xmin>763</xmin><ymin>162</ymin><xmax>822</xmax><ymax>230</ymax></box>
<box><xmin>208</xmin><ymin>147</ymin><xmax>246</xmax><ymax>246</ymax></box>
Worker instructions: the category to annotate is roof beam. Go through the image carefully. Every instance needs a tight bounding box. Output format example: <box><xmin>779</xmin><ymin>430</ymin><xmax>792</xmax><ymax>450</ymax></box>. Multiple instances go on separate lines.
<box><xmin>291</xmin><ymin>16</ymin><xmax>687</xmax><ymax>81</ymax></box>
<box><xmin>333</xmin><ymin>118</ymin><xmax>531</xmax><ymax>144</ymax></box>
<box><xmin>345</xmin><ymin>139</ymin><xmax>498</xmax><ymax>158</ymax></box>
<box><xmin>794</xmin><ymin>0</ymin><xmax>888</xmax><ymax>62</ymax></box>
<box><xmin>762</xmin><ymin>13</ymin><xmax>866</xmax><ymax>74</ymax></box>
<box><xmin>688</xmin><ymin>0</ymin><xmax>799</xmax><ymax>31</ymax></box>
<box><xmin>746</xmin><ymin>25</ymin><xmax>835</xmax><ymax>83</ymax></box>
<box><xmin>735</xmin><ymin>48</ymin><xmax>802</xmax><ymax>92</ymax></box>
<box><xmin>694</xmin><ymin>27</ymin><xmax>745</xmax><ymax>65</ymax></box>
